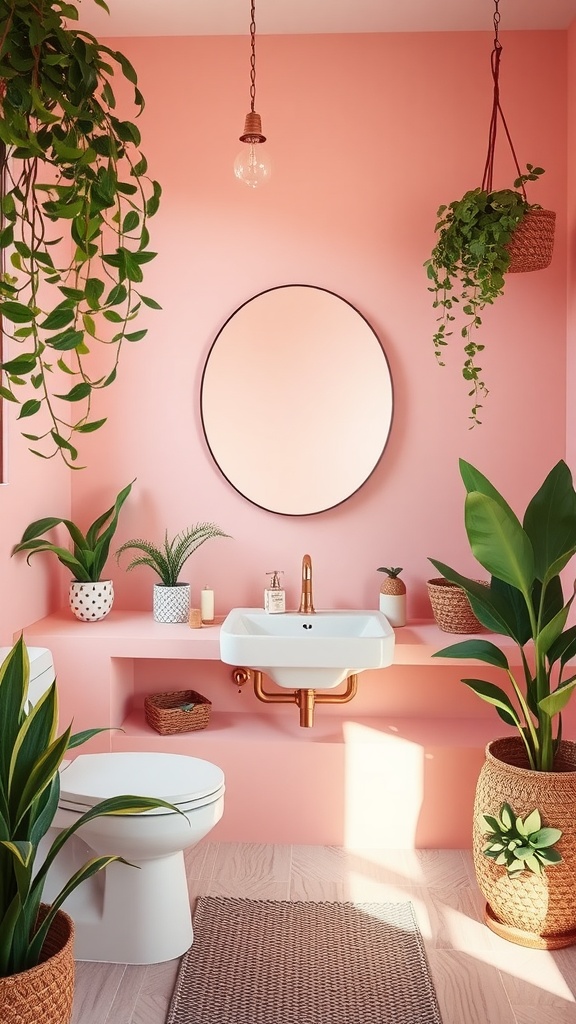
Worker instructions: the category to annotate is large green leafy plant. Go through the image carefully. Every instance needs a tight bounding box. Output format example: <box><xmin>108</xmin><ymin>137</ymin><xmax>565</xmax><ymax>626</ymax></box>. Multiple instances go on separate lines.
<box><xmin>12</xmin><ymin>478</ymin><xmax>133</xmax><ymax>581</ymax></box>
<box><xmin>424</xmin><ymin>166</ymin><xmax>544</xmax><ymax>425</ymax></box>
<box><xmin>0</xmin><ymin>637</ymin><xmax>175</xmax><ymax>976</ymax></box>
<box><xmin>116</xmin><ymin>522</ymin><xmax>230</xmax><ymax>586</ymax></box>
<box><xmin>430</xmin><ymin>459</ymin><xmax>576</xmax><ymax>772</ymax></box>
<box><xmin>0</xmin><ymin>0</ymin><xmax>161</xmax><ymax>465</ymax></box>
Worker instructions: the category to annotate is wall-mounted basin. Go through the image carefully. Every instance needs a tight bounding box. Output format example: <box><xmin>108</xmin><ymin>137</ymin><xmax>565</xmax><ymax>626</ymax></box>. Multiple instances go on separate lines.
<box><xmin>220</xmin><ymin>608</ymin><xmax>395</xmax><ymax>689</ymax></box>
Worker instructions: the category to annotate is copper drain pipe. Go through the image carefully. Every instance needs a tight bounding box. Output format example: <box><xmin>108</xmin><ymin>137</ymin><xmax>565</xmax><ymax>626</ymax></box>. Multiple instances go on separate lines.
<box><xmin>233</xmin><ymin>668</ymin><xmax>358</xmax><ymax>728</ymax></box>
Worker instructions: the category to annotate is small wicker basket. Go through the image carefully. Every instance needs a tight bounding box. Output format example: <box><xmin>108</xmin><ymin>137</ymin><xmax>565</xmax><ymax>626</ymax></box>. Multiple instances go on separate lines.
<box><xmin>506</xmin><ymin>208</ymin><xmax>556</xmax><ymax>273</ymax></box>
<box><xmin>427</xmin><ymin>577</ymin><xmax>484</xmax><ymax>634</ymax></box>
<box><xmin>144</xmin><ymin>689</ymin><xmax>212</xmax><ymax>735</ymax></box>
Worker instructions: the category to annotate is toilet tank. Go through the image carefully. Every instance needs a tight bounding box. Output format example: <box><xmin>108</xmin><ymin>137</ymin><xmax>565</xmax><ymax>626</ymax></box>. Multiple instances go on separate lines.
<box><xmin>0</xmin><ymin>645</ymin><xmax>55</xmax><ymax>708</ymax></box>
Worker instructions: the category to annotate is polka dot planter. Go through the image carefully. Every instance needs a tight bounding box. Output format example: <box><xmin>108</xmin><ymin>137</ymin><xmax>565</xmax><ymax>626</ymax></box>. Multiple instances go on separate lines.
<box><xmin>69</xmin><ymin>580</ymin><xmax>114</xmax><ymax>622</ymax></box>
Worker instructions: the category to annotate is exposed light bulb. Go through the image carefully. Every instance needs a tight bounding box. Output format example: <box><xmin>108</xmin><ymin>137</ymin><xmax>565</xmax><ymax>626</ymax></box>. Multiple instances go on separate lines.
<box><xmin>233</xmin><ymin>142</ymin><xmax>271</xmax><ymax>188</ymax></box>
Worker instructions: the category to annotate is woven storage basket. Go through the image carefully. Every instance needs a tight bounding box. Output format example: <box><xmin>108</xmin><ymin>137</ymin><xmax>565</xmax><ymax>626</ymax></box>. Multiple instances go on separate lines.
<box><xmin>0</xmin><ymin>906</ymin><xmax>75</xmax><ymax>1024</ymax></box>
<box><xmin>145</xmin><ymin>689</ymin><xmax>212</xmax><ymax>735</ymax></box>
<box><xmin>473</xmin><ymin>737</ymin><xmax>576</xmax><ymax>948</ymax></box>
<box><xmin>427</xmin><ymin>577</ymin><xmax>484</xmax><ymax>633</ymax></box>
<box><xmin>506</xmin><ymin>208</ymin><xmax>556</xmax><ymax>273</ymax></box>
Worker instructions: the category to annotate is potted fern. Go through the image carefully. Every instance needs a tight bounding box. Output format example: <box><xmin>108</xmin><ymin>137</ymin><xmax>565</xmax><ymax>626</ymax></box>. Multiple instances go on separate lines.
<box><xmin>0</xmin><ymin>637</ymin><xmax>175</xmax><ymax>1022</ymax></box>
<box><xmin>0</xmin><ymin>0</ymin><xmax>161</xmax><ymax>466</ymax></box>
<box><xmin>12</xmin><ymin>480</ymin><xmax>133</xmax><ymax>621</ymax></box>
<box><xmin>116</xmin><ymin>522</ymin><xmax>230</xmax><ymax>623</ymax></box>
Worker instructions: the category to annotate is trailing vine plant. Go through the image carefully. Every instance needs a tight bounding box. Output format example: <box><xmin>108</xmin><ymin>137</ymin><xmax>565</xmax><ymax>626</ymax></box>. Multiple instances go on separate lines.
<box><xmin>424</xmin><ymin>0</ymin><xmax>554</xmax><ymax>427</ymax></box>
<box><xmin>0</xmin><ymin>0</ymin><xmax>161</xmax><ymax>465</ymax></box>
<box><xmin>425</xmin><ymin>165</ymin><xmax>544</xmax><ymax>426</ymax></box>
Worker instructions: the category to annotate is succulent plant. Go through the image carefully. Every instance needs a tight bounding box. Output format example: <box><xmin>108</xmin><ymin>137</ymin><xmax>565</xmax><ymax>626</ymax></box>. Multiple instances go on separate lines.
<box><xmin>482</xmin><ymin>803</ymin><xmax>563</xmax><ymax>876</ymax></box>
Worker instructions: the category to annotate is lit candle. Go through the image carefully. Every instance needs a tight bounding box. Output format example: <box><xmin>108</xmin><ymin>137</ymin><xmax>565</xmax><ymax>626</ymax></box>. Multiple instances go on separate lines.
<box><xmin>201</xmin><ymin>587</ymin><xmax>214</xmax><ymax>623</ymax></box>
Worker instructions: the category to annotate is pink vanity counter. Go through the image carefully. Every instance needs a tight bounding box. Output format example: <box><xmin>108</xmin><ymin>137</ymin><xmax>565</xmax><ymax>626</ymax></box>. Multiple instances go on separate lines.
<box><xmin>20</xmin><ymin>611</ymin><xmax>537</xmax><ymax>849</ymax></box>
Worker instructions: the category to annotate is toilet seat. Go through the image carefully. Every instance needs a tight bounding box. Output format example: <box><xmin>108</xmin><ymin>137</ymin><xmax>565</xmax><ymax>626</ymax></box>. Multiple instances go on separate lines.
<box><xmin>59</xmin><ymin>752</ymin><xmax>225</xmax><ymax>815</ymax></box>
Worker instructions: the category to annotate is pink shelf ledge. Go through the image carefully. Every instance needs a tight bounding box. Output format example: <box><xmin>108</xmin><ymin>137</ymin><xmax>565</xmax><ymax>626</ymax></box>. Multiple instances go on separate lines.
<box><xmin>21</xmin><ymin>610</ymin><xmax>520</xmax><ymax>666</ymax></box>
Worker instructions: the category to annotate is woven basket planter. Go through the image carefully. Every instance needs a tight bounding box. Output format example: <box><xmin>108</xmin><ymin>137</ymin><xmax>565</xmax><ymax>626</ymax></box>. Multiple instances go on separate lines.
<box><xmin>473</xmin><ymin>737</ymin><xmax>576</xmax><ymax>948</ymax></box>
<box><xmin>0</xmin><ymin>906</ymin><xmax>75</xmax><ymax>1024</ymax></box>
<box><xmin>427</xmin><ymin>577</ymin><xmax>484</xmax><ymax>633</ymax></box>
<box><xmin>145</xmin><ymin>689</ymin><xmax>212</xmax><ymax>735</ymax></box>
<box><xmin>506</xmin><ymin>208</ymin><xmax>556</xmax><ymax>273</ymax></box>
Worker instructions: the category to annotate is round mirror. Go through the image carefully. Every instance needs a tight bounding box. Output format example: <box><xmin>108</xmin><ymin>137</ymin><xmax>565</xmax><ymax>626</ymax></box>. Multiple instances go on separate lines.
<box><xmin>200</xmin><ymin>285</ymin><xmax>393</xmax><ymax>516</ymax></box>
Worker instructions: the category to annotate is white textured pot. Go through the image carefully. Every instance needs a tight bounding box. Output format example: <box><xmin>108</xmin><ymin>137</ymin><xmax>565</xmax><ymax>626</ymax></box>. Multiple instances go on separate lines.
<box><xmin>379</xmin><ymin>591</ymin><xmax>406</xmax><ymax>627</ymax></box>
<box><xmin>69</xmin><ymin>580</ymin><xmax>114</xmax><ymax>622</ymax></box>
<box><xmin>153</xmin><ymin>583</ymin><xmax>190</xmax><ymax>623</ymax></box>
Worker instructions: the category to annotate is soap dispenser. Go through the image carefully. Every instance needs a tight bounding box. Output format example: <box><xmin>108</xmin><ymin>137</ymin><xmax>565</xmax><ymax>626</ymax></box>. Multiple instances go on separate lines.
<box><xmin>264</xmin><ymin>571</ymin><xmax>286</xmax><ymax>614</ymax></box>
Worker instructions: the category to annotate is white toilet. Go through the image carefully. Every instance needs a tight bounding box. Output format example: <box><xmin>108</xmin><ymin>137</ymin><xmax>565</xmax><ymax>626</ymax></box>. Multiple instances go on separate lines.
<box><xmin>15</xmin><ymin>646</ymin><xmax>225</xmax><ymax>965</ymax></box>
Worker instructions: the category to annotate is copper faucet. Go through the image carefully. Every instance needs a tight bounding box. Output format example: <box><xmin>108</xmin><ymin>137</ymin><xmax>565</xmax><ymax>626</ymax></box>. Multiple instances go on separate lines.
<box><xmin>298</xmin><ymin>553</ymin><xmax>315</xmax><ymax>614</ymax></box>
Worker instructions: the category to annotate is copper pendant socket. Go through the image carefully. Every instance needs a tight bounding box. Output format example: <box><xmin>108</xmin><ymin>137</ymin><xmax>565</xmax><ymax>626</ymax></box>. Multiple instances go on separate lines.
<box><xmin>239</xmin><ymin>111</ymin><xmax>266</xmax><ymax>144</ymax></box>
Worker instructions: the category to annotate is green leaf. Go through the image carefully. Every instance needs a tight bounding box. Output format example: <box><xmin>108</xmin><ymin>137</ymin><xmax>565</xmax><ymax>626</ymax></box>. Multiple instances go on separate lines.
<box><xmin>122</xmin><ymin>210</ymin><xmax>139</xmax><ymax>232</ymax></box>
<box><xmin>0</xmin><ymin>301</ymin><xmax>35</xmax><ymax>323</ymax></box>
<box><xmin>50</xmin><ymin>432</ymin><xmax>78</xmax><ymax>461</ymax></box>
<box><xmin>141</xmin><ymin>295</ymin><xmax>162</xmax><ymax>310</ymax></box>
<box><xmin>39</xmin><ymin>307</ymin><xmax>76</xmax><ymax>331</ymax></box>
<box><xmin>17</xmin><ymin>400</ymin><xmax>42</xmax><ymax>419</ymax></box>
<box><xmin>539</xmin><ymin>678</ymin><xmax>576</xmax><ymax>717</ymax></box>
<box><xmin>464</xmin><ymin>491</ymin><xmax>535</xmax><ymax>598</ymax></box>
<box><xmin>530</xmin><ymin>827</ymin><xmax>562</xmax><ymax>848</ymax></box>
<box><xmin>523</xmin><ymin>462</ymin><xmax>576</xmax><ymax>583</ymax></box>
<box><xmin>54</xmin><ymin>382</ymin><xmax>92</xmax><ymax>402</ymax></box>
<box><xmin>433</xmin><ymin>639</ymin><xmax>509</xmax><ymax>670</ymax></box>
<box><xmin>2</xmin><ymin>356</ymin><xmax>37</xmax><ymax>375</ymax></box>
<box><xmin>461</xmin><ymin>679</ymin><xmax>520</xmax><ymax>727</ymax></box>
<box><xmin>523</xmin><ymin>809</ymin><xmax>541</xmax><ymax>834</ymax></box>
<box><xmin>75</xmin><ymin>418</ymin><xmax>107</xmax><ymax>434</ymax></box>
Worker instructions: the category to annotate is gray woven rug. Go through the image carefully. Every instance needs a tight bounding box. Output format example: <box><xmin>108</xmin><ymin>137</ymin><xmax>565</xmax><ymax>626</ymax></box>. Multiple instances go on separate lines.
<box><xmin>167</xmin><ymin>897</ymin><xmax>443</xmax><ymax>1024</ymax></box>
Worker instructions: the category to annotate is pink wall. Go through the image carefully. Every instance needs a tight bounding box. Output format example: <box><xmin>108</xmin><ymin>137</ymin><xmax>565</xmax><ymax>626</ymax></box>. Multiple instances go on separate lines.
<box><xmin>0</xmin><ymin>416</ymin><xmax>69</xmax><ymax>645</ymax></box>
<box><xmin>15</xmin><ymin>30</ymin><xmax>568</xmax><ymax>624</ymax></box>
<box><xmin>567</xmin><ymin>21</ymin><xmax>576</xmax><ymax>468</ymax></box>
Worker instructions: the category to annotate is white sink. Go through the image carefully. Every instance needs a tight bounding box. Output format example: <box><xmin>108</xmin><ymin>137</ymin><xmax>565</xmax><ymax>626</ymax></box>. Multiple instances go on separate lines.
<box><xmin>220</xmin><ymin>608</ymin><xmax>395</xmax><ymax>689</ymax></box>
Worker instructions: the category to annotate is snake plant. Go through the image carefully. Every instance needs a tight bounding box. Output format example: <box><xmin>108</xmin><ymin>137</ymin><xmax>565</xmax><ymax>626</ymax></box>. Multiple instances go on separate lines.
<box><xmin>0</xmin><ymin>637</ymin><xmax>176</xmax><ymax>976</ymax></box>
<box><xmin>11</xmin><ymin>479</ymin><xmax>133</xmax><ymax>581</ymax></box>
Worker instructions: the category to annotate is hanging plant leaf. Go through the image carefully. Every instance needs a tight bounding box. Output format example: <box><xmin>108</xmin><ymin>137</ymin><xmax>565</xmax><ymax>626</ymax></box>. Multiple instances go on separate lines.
<box><xmin>0</xmin><ymin>0</ymin><xmax>161</xmax><ymax>466</ymax></box>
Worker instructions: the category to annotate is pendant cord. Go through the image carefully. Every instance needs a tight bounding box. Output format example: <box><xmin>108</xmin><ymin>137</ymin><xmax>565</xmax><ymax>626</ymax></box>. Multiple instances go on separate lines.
<box><xmin>481</xmin><ymin>0</ymin><xmax>525</xmax><ymax>198</ymax></box>
<box><xmin>249</xmin><ymin>0</ymin><xmax>257</xmax><ymax>113</ymax></box>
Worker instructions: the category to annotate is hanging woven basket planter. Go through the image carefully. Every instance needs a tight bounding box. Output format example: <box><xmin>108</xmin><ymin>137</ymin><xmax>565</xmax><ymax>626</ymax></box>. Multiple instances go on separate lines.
<box><xmin>506</xmin><ymin>207</ymin><xmax>556</xmax><ymax>273</ymax></box>
<box><xmin>426</xmin><ymin>0</ymin><xmax>556</xmax><ymax>425</ymax></box>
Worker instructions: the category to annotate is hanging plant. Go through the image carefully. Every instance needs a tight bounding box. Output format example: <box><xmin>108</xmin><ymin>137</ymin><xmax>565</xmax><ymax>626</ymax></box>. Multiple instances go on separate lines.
<box><xmin>0</xmin><ymin>0</ymin><xmax>161</xmax><ymax>465</ymax></box>
<box><xmin>424</xmin><ymin>0</ymin><xmax>555</xmax><ymax>426</ymax></box>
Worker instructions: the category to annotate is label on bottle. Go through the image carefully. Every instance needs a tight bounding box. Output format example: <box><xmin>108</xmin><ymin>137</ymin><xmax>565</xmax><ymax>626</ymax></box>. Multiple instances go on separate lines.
<box><xmin>264</xmin><ymin>589</ymin><xmax>286</xmax><ymax>614</ymax></box>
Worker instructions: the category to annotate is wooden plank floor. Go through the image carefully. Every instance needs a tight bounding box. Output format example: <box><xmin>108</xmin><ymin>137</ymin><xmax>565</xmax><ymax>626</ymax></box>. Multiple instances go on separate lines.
<box><xmin>71</xmin><ymin>843</ymin><xmax>576</xmax><ymax>1023</ymax></box>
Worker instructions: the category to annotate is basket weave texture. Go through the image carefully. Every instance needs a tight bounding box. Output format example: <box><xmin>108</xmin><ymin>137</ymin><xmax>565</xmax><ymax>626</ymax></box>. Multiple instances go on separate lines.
<box><xmin>0</xmin><ymin>906</ymin><xmax>75</xmax><ymax>1024</ymax></box>
<box><xmin>506</xmin><ymin>208</ymin><xmax>556</xmax><ymax>274</ymax></box>
<box><xmin>145</xmin><ymin>689</ymin><xmax>212</xmax><ymax>735</ymax></box>
<box><xmin>473</xmin><ymin>738</ymin><xmax>576</xmax><ymax>946</ymax></box>
<box><xmin>427</xmin><ymin>577</ymin><xmax>484</xmax><ymax>633</ymax></box>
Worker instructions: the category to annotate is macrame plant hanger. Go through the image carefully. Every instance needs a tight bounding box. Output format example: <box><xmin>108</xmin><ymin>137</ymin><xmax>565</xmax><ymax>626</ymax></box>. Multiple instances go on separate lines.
<box><xmin>480</xmin><ymin>0</ymin><xmax>555</xmax><ymax>274</ymax></box>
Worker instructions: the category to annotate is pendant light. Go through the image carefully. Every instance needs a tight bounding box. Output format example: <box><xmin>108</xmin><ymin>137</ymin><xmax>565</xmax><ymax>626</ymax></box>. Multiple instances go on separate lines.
<box><xmin>234</xmin><ymin>0</ymin><xmax>271</xmax><ymax>188</ymax></box>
